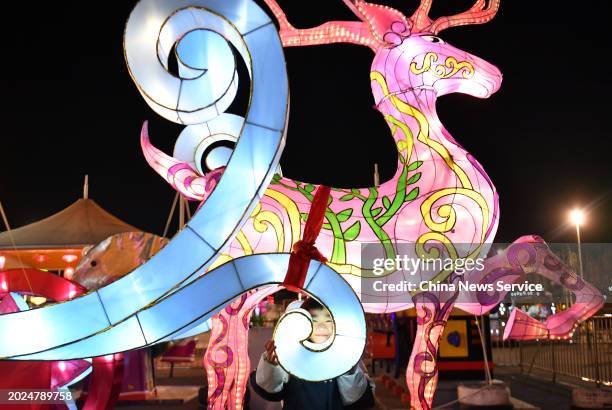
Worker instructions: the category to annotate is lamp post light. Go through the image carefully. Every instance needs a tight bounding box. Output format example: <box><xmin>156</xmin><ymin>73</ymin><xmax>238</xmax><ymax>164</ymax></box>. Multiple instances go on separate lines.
<box><xmin>569</xmin><ymin>209</ymin><xmax>585</xmax><ymax>278</ymax></box>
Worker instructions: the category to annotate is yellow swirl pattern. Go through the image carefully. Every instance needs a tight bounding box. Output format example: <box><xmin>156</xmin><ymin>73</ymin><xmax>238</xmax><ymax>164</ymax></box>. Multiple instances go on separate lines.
<box><xmin>410</xmin><ymin>52</ymin><xmax>438</xmax><ymax>75</ymax></box>
<box><xmin>385</xmin><ymin>114</ymin><xmax>414</xmax><ymax>158</ymax></box>
<box><xmin>264</xmin><ymin>188</ymin><xmax>302</xmax><ymax>246</ymax></box>
<box><xmin>253</xmin><ymin>208</ymin><xmax>285</xmax><ymax>252</ymax></box>
<box><xmin>235</xmin><ymin>231</ymin><xmax>254</xmax><ymax>255</ymax></box>
<box><xmin>227</xmin><ymin>187</ymin><xmax>303</xmax><ymax>255</ymax></box>
<box><xmin>420</xmin><ymin>188</ymin><xmax>489</xmax><ymax>238</ymax></box>
<box><xmin>415</xmin><ymin>232</ymin><xmax>459</xmax><ymax>261</ymax></box>
<box><xmin>410</xmin><ymin>52</ymin><xmax>474</xmax><ymax>79</ymax></box>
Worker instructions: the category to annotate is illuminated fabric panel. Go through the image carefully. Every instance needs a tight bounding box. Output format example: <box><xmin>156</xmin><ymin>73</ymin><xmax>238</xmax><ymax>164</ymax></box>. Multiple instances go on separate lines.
<box><xmin>4</xmin><ymin>254</ymin><xmax>366</xmax><ymax>382</ymax></box>
<box><xmin>164</xmin><ymin>318</ymin><xmax>213</xmax><ymax>341</ymax></box>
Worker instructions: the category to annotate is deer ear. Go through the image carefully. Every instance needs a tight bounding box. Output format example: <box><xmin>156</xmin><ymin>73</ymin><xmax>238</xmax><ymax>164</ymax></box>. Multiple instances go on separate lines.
<box><xmin>351</xmin><ymin>1</ymin><xmax>410</xmax><ymax>44</ymax></box>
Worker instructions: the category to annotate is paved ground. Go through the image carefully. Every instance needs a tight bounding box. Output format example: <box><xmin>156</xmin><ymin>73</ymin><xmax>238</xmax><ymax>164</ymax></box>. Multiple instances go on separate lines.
<box><xmin>367</xmin><ymin>364</ymin><xmax>583</xmax><ymax>410</ymax></box>
<box><xmin>110</xmin><ymin>363</ymin><xmax>609</xmax><ymax>409</ymax></box>
<box><xmin>495</xmin><ymin>366</ymin><xmax>571</xmax><ymax>410</ymax></box>
<box><xmin>115</xmin><ymin>366</ymin><xmax>204</xmax><ymax>410</ymax></box>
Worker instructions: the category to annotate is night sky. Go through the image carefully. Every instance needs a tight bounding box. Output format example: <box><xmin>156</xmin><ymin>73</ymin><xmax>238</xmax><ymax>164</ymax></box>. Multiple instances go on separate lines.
<box><xmin>1</xmin><ymin>0</ymin><xmax>611</xmax><ymax>243</ymax></box>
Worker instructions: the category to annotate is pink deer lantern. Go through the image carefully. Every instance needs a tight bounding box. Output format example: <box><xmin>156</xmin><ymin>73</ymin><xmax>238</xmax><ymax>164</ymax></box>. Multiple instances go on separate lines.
<box><xmin>140</xmin><ymin>1</ymin><xmax>604</xmax><ymax>408</ymax></box>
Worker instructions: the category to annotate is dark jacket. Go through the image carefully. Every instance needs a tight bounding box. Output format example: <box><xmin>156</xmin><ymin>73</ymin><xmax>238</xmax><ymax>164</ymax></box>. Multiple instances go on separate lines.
<box><xmin>251</xmin><ymin>354</ymin><xmax>374</xmax><ymax>410</ymax></box>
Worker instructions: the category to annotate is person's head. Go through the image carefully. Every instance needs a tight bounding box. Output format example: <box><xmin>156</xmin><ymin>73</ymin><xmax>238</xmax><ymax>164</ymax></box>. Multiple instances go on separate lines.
<box><xmin>301</xmin><ymin>298</ymin><xmax>334</xmax><ymax>344</ymax></box>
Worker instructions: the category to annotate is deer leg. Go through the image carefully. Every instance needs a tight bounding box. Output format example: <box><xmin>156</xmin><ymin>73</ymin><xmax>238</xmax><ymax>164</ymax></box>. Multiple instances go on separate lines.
<box><xmin>204</xmin><ymin>309</ymin><xmax>235</xmax><ymax>408</ymax></box>
<box><xmin>501</xmin><ymin>239</ymin><xmax>604</xmax><ymax>340</ymax></box>
<box><xmin>406</xmin><ymin>300</ymin><xmax>453</xmax><ymax>410</ymax></box>
<box><xmin>204</xmin><ymin>293</ymin><xmax>251</xmax><ymax>409</ymax></box>
<box><xmin>460</xmin><ymin>237</ymin><xmax>604</xmax><ymax>339</ymax></box>
<box><xmin>457</xmin><ymin>237</ymin><xmax>604</xmax><ymax>340</ymax></box>
<box><xmin>204</xmin><ymin>288</ymin><xmax>279</xmax><ymax>408</ymax></box>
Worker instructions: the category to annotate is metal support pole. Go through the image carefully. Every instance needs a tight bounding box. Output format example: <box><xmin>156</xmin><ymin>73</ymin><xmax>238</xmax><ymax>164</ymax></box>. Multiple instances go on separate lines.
<box><xmin>374</xmin><ymin>163</ymin><xmax>380</xmax><ymax>187</ymax></box>
<box><xmin>527</xmin><ymin>341</ymin><xmax>543</xmax><ymax>377</ymax></box>
<box><xmin>551</xmin><ymin>339</ymin><xmax>557</xmax><ymax>383</ymax></box>
<box><xmin>519</xmin><ymin>341</ymin><xmax>523</xmax><ymax>374</ymax></box>
<box><xmin>179</xmin><ymin>196</ymin><xmax>185</xmax><ymax>229</ymax></box>
<box><xmin>475</xmin><ymin>315</ymin><xmax>492</xmax><ymax>384</ymax></box>
<box><xmin>184</xmin><ymin>196</ymin><xmax>192</xmax><ymax>220</ymax></box>
<box><xmin>576</xmin><ymin>223</ymin><xmax>584</xmax><ymax>278</ymax></box>
<box><xmin>593</xmin><ymin>319</ymin><xmax>601</xmax><ymax>387</ymax></box>
<box><xmin>163</xmin><ymin>192</ymin><xmax>179</xmax><ymax>238</ymax></box>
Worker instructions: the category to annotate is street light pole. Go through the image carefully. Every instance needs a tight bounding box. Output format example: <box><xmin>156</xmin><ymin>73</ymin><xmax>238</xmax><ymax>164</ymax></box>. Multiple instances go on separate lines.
<box><xmin>570</xmin><ymin>209</ymin><xmax>585</xmax><ymax>278</ymax></box>
<box><xmin>576</xmin><ymin>221</ymin><xmax>584</xmax><ymax>278</ymax></box>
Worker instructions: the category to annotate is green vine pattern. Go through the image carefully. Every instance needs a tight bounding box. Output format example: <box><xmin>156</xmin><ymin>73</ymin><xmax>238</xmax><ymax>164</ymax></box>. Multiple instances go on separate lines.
<box><xmin>270</xmin><ymin>151</ymin><xmax>422</xmax><ymax>265</ymax></box>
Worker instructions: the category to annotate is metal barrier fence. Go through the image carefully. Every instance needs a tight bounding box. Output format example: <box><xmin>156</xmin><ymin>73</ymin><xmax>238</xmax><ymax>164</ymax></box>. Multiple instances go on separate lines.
<box><xmin>492</xmin><ymin>315</ymin><xmax>612</xmax><ymax>386</ymax></box>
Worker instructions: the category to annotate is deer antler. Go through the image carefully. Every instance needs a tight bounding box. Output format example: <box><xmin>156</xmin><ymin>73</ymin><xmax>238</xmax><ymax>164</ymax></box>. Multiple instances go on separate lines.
<box><xmin>428</xmin><ymin>0</ymin><xmax>500</xmax><ymax>34</ymax></box>
<box><xmin>409</xmin><ymin>0</ymin><xmax>433</xmax><ymax>32</ymax></box>
<box><xmin>409</xmin><ymin>0</ymin><xmax>500</xmax><ymax>34</ymax></box>
<box><xmin>261</xmin><ymin>0</ymin><xmax>410</xmax><ymax>51</ymax></box>
<box><xmin>262</xmin><ymin>0</ymin><xmax>377</xmax><ymax>50</ymax></box>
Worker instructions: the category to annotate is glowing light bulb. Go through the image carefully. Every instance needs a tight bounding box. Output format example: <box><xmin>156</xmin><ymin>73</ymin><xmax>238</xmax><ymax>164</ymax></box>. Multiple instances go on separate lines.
<box><xmin>34</xmin><ymin>254</ymin><xmax>48</xmax><ymax>263</ymax></box>
<box><xmin>569</xmin><ymin>209</ymin><xmax>585</xmax><ymax>226</ymax></box>
<box><xmin>62</xmin><ymin>254</ymin><xmax>78</xmax><ymax>263</ymax></box>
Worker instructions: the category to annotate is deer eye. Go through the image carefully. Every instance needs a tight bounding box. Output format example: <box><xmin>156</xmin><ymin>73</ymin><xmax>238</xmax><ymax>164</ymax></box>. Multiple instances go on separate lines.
<box><xmin>422</xmin><ymin>35</ymin><xmax>444</xmax><ymax>44</ymax></box>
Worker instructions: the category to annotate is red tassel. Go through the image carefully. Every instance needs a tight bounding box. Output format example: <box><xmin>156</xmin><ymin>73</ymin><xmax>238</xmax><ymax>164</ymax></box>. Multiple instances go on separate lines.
<box><xmin>282</xmin><ymin>185</ymin><xmax>331</xmax><ymax>291</ymax></box>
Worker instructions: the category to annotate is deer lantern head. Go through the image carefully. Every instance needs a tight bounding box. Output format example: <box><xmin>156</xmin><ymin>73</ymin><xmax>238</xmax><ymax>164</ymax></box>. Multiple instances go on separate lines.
<box><xmin>264</xmin><ymin>0</ymin><xmax>502</xmax><ymax>103</ymax></box>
